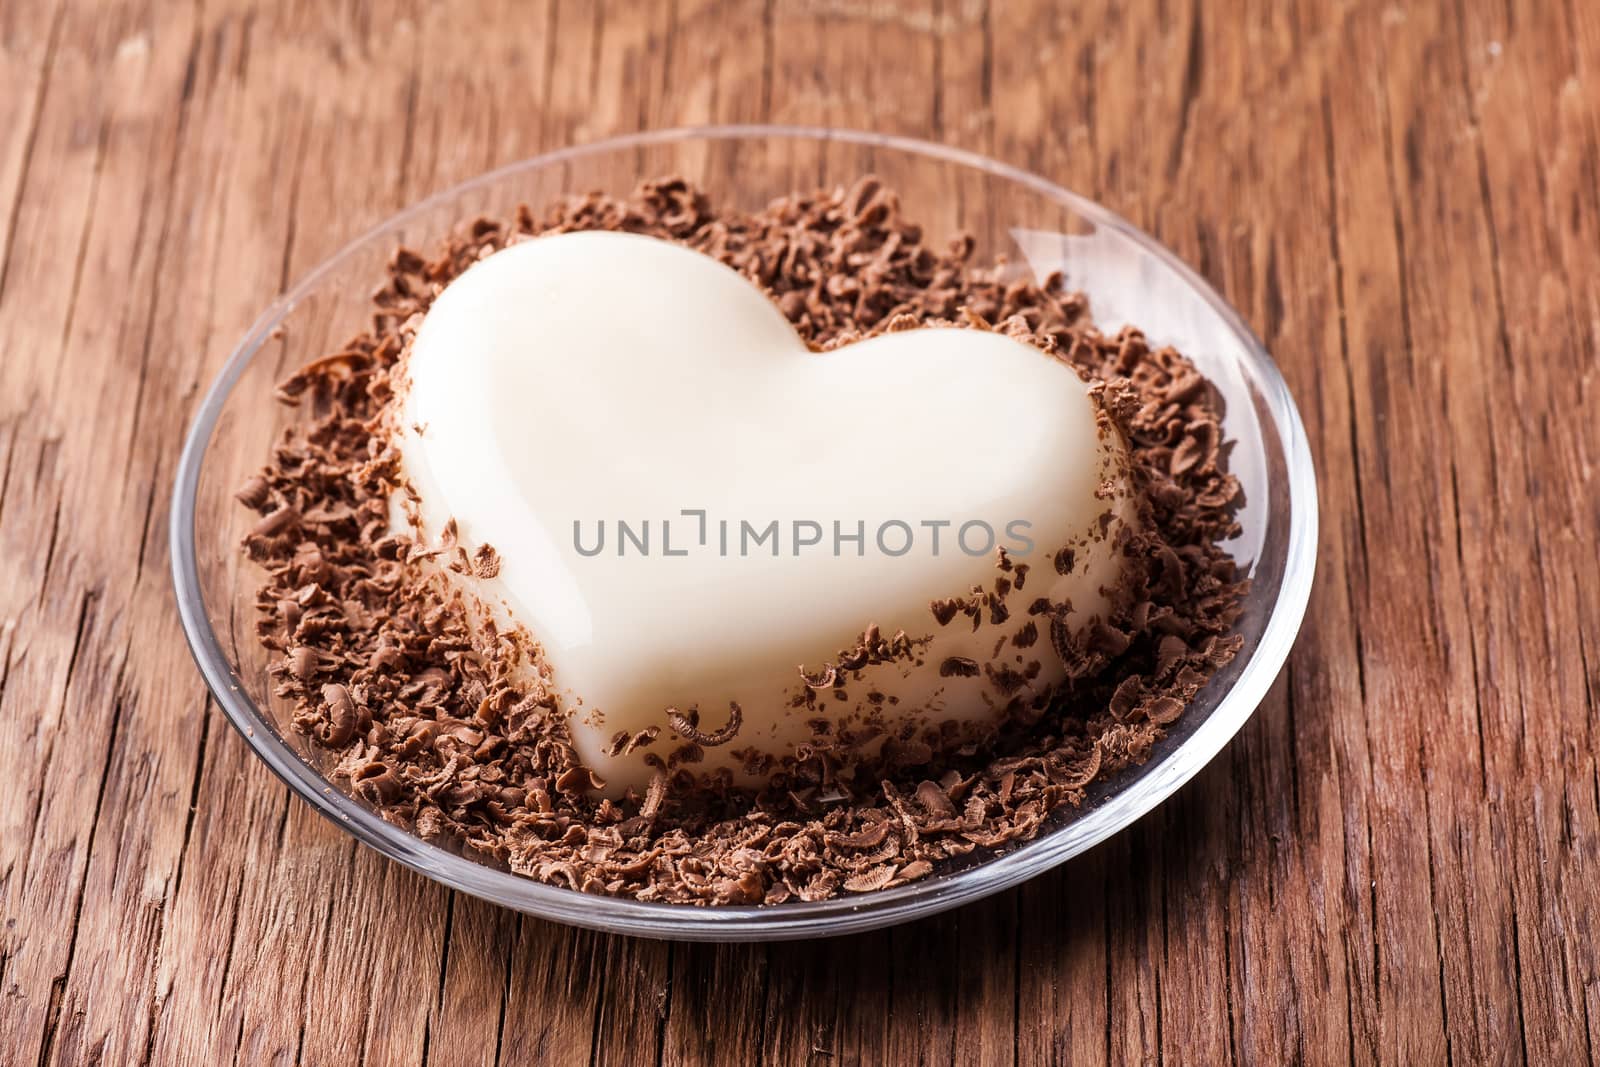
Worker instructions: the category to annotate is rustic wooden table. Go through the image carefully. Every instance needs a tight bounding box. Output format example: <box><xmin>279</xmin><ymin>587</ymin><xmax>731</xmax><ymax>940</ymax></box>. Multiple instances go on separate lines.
<box><xmin>3</xmin><ymin>0</ymin><xmax>1596</xmax><ymax>1063</ymax></box>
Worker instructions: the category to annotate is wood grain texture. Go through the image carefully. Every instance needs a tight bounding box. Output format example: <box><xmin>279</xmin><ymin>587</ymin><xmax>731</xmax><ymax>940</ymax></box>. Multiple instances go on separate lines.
<box><xmin>1</xmin><ymin>0</ymin><xmax>1595</xmax><ymax>1063</ymax></box>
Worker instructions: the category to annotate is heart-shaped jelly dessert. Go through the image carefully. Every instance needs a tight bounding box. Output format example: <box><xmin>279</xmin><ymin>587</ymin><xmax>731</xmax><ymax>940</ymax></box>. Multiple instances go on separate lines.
<box><xmin>398</xmin><ymin>231</ymin><xmax>1136</xmax><ymax>792</ymax></box>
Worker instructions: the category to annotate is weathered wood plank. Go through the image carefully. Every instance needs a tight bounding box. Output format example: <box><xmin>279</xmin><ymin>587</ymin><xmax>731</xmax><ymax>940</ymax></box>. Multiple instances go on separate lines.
<box><xmin>0</xmin><ymin>0</ymin><xmax>205</xmax><ymax>1061</ymax></box>
<box><xmin>1447</xmin><ymin>0</ymin><xmax>1600</xmax><ymax>1060</ymax></box>
<box><xmin>1142</xmin><ymin>4</ymin><xmax>1364</xmax><ymax>1064</ymax></box>
<box><xmin>1316</xmin><ymin>3</ymin><xmax>1459</xmax><ymax>1061</ymax></box>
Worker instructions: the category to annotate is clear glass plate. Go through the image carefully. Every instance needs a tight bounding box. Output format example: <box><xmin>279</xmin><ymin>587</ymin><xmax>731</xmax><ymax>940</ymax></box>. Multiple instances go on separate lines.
<box><xmin>171</xmin><ymin>125</ymin><xmax>1317</xmax><ymax>941</ymax></box>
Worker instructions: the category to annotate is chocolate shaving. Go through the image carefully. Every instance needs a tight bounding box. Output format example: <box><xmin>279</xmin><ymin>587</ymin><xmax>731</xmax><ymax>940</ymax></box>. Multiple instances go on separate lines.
<box><xmin>798</xmin><ymin>664</ymin><xmax>838</xmax><ymax>689</ymax></box>
<box><xmin>639</xmin><ymin>771</ymin><xmax>668</xmax><ymax>820</ymax></box>
<box><xmin>930</xmin><ymin>597</ymin><xmax>962</xmax><ymax>626</ymax></box>
<box><xmin>471</xmin><ymin>543</ymin><xmax>501</xmax><ymax>579</ymax></box>
<box><xmin>666</xmin><ymin>703</ymin><xmax>744</xmax><ymax>747</ymax></box>
<box><xmin>939</xmin><ymin>656</ymin><xmax>981</xmax><ymax>678</ymax></box>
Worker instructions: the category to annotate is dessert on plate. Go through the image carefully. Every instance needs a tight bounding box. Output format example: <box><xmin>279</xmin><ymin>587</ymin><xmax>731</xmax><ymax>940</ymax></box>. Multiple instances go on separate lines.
<box><xmin>239</xmin><ymin>177</ymin><xmax>1246</xmax><ymax>904</ymax></box>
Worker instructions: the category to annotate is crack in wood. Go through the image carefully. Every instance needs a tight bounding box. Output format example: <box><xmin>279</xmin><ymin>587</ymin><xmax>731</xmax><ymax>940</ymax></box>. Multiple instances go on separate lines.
<box><xmin>653</xmin><ymin>941</ymin><xmax>673</xmax><ymax>1067</ymax></box>
<box><xmin>0</xmin><ymin>426</ymin><xmax>18</xmax><ymax>529</ymax></box>
<box><xmin>130</xmin><ymin>467</ymin><xmax>163</xmax><ymax>587</ymax></box>
<box><xmin>34</xmin><ymin>493</ymin><xmax>64</xmax><ymax>609</ymax></box>
<box><xmin>31</xmin><ymin>666</ymin><xmax>128</xmax><ymax>1067</ymax></box>
<box><xmin>19</xmin><ymin>588</ymin><xmax>96</xmax><ymax>884</ymax></box>
<box><xmin>1319</xmin><ymin>86</ymin><xmax>1381</xmax><ymax>1067</ymax></box>
<box><xmin>1165</xmin><ymin>0</ymin><xmax>1204</xmax><ymax>181</ymax></box>
<box><xmin>169</xmin><ymin>698</ymin><xmax>213</xmax><ymax>900</ymax></box>
<box><xmin>418</xmin><ymin>892</ymin><xmax>454</xmax><ymax>1067</ymax></box>
<box><xmin>489</xmin><ymin>914</ymin><xmax>517</xmax><ymax>1067</ymax></box>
